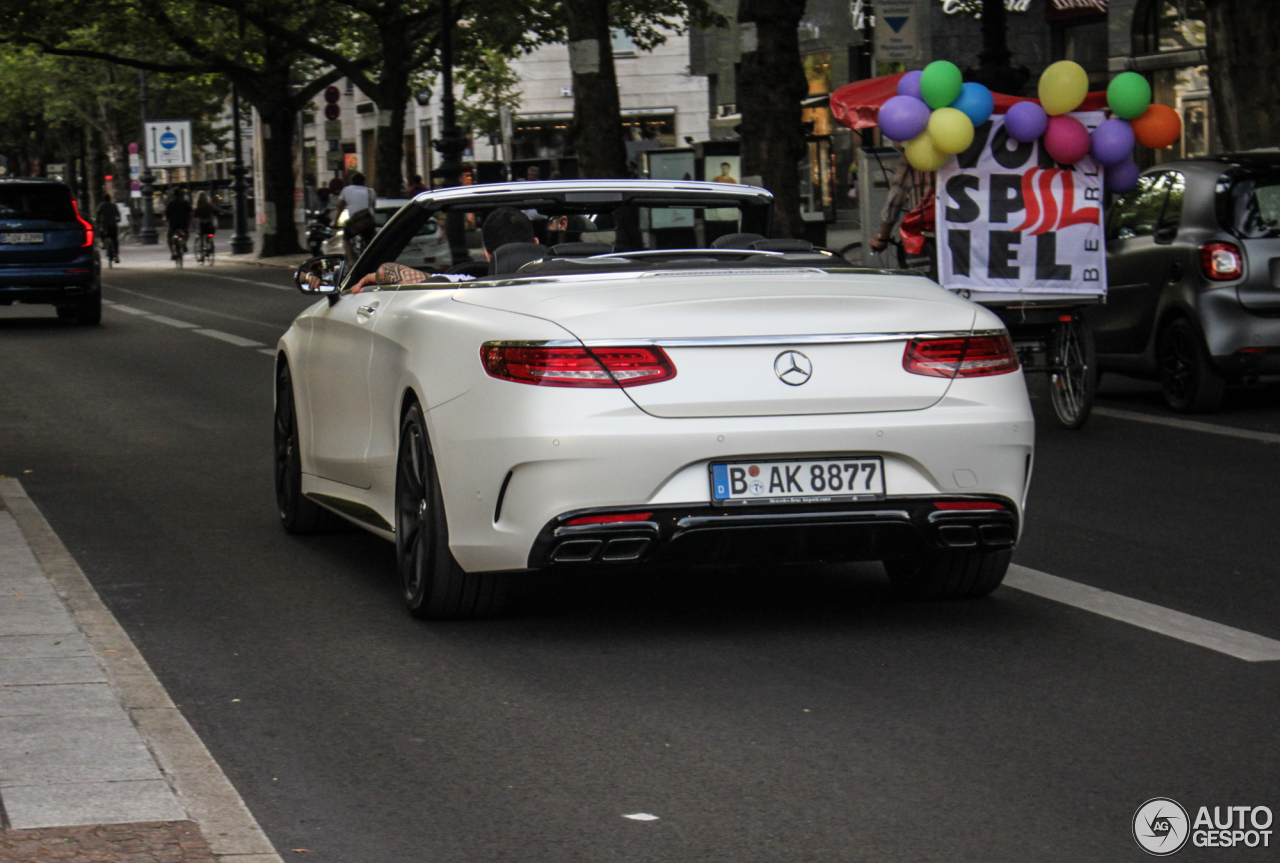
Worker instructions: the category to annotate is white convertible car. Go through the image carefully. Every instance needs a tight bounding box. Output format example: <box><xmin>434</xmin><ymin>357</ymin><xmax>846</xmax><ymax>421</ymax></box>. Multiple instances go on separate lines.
<box><xmin>276</xmin><ymin>180</ymin><xmax>1034</xmax><ymax>618</ymax></box>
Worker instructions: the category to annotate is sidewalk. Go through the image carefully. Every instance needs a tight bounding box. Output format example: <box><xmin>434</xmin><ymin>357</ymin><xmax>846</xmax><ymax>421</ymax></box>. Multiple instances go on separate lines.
<box><xmin>0</xmin><ymin>479</ymin><xmax>280</xmax><ymax>862</ymax></box>
<box><xmin>112</xmin><ymin>237</ymin><xmax>307</xmax><ymax>271</ymax></box>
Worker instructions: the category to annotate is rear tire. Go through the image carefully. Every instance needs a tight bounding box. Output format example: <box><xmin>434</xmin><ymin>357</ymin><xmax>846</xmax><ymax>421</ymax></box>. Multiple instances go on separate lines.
<box><xmin>274</xmin><ymin>363</ymin><xmax>342</xmax><ymax>534</ymax></box>
<box><xmin>396</xmin><ymin>401</ymin><xmax>508</xmax><ymax>619</ymax></box>
<box><xmin>1048</xmin><ymin>316</ymin><xmax>1096</xmax><ymax>429</ymax></box>
<box><xmin>885</xmin><ymin>548</ymin><xmax>1012</xmax><ymax>600</ymax></box>
<box><xmin>1159</xmin><ymin>318</ymin><xmax>1225</xmax><ymax>413</ymax></box>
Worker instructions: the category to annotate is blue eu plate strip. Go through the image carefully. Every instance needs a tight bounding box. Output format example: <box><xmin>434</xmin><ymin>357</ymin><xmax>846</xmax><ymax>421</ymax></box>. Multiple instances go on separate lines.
<box><xmin>711</xmin><ymin>464</ymin><xmax>730</xmax><ymax>500</ymax></box>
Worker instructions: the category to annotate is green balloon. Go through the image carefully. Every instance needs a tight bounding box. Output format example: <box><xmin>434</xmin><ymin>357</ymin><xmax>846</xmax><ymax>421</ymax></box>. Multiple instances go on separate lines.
<box><xmin>1107</xmin><ymin>72</ymin><xmax>1152</xmax><ymax>120</ymax></box>
<box><xmin>919</xmin><ymin>61</ymin><xmax>963</xmax><ymax>110</ymax></box>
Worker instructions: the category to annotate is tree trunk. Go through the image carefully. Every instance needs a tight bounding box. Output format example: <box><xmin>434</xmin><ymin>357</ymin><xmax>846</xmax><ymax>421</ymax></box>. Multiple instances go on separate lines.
<box><xmin>258</xmin><ymin>105</ymin><xmax>304</xmax><ymax>257</ymax></box>
<box><xmin>737</xmin><ymin>0</ymin><xmax>809</xmax><ymax>238</ymax></box>
<box><xmin>1204</xmin><ymin>0</ymin><xmax>1280</xmax><ymax>152</ymax></box>
<box><xmin>373</xmin><ymin>83</ymin><xmax>410</xmax><ymax>198</ymax></box>
<box><xmin>563</xmin><ymin>0</ymin><xmax>627</xmax><ymax>178</ymax></box>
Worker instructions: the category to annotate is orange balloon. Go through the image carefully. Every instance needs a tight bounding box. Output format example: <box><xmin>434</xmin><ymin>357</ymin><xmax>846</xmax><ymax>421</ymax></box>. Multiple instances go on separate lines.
<box><xmin>1131</xmin><ymin>103</ymin><xmax>1182</xmax><ymax>149</ymax></box>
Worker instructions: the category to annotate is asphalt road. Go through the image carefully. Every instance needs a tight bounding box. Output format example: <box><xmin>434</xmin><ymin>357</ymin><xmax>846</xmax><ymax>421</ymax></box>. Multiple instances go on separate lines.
<box><xmin>1</xmin><ymin>254</ymin><xmax>1277</xmax><ymax>862</ymax></box>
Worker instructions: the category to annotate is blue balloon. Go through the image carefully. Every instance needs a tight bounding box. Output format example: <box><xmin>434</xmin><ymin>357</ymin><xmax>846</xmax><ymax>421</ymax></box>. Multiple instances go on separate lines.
<box><xmin>949</xmin><ymin>82</ymin><xmax>994</xmax><ymax>127</ymax></box>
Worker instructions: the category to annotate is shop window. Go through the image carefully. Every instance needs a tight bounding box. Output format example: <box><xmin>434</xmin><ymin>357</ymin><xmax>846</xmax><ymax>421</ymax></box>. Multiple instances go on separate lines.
<box><xmin>610</xmin><ymin>29</ymin><xmax>637</xmax><ymax>57</ymax></box>
<box><xmin>803</xmin><ymin>52</ymin><xmax>832</xmax><ymax>96</ymax></box>
<box><xmin>1132</xmin><ymin>0</ymin><xmax>1206</xmax><ymax>55</ymax></box>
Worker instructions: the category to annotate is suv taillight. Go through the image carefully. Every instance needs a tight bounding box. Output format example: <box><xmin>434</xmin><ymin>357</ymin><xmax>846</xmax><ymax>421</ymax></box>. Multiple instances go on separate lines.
<box><xmin>480</xmin><ymin>344</ymin><xmax>676</xmax><ymax>388</ymax></box>
<box><xmin>1199</xmin><ymin>242</ymin><xmax>1242</xmax><ymax>280</ymax></box>
<box><xmin>903</xmin><ymin>333</ymin><xmax>1020</xmax><ymax>378</ymax></box>
<box><xmin>72</xmin><ymin>200</ymin><xmax>93</xmax><ymax>248</ymax></box>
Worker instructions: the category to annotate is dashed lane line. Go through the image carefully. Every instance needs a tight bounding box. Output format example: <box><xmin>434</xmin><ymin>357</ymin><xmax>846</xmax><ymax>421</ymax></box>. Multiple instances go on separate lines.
<box><xmin>258</xmin><ymin>348</ymin><xmax>277</xmax><ymax>356</ymax></box>
<box><xmin>1004</xmin><ymin>565</ymin><xmax>1280</xmax><ymax>662</ymax></box>
<box><xmin>204</xmin><ymin>273</ymin><xmax>294</xmax><ymax>291</ymax></box>
<box><xmin>110</xmin><ymin>304</ymin><xmax>150</xmax><ymax>315</ymax></box>
<box><xmin>1092</xmin><ymin>406</ymin><xmax>1280</xmax><ymax>445</ymax></box>
<box><xmin>146</xmin><ymin>314</ymin><xmax>198</xmax><ymax>329</ymax></box>
<box><xmin>102</xmin><ymin>284</ymin><xmax>293</xmax><ymax>332</ymax></box>
<box><xmin>193</xmin><ymin>328</ymin><xmax>265</xmax><ymax>348</ymax></box>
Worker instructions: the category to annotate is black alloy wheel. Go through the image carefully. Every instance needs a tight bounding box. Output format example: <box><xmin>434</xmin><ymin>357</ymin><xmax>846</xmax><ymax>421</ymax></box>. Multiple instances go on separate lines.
<box><xmin>274</xmin><ymin>363</ymin><xmax>340</xmax><ymax>533</ymax></box>
<box><xmin>1158</xmin><ymin>318</ymin><xmax>1226</xmax><ymax>413</ymax></box>
<box><xmin>395</xmin><ymin>401</ymin><xmax>508</xmax><ymax>620</ymax></box>
<box><xmin>1048</xmin><ymin>316</ymin><xmax>1096</xmax><ymax>430</ymax></box>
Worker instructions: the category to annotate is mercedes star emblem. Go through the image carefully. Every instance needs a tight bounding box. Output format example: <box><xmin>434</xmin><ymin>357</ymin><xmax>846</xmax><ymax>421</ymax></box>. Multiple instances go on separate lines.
<box><xmin>774</xmin><ymin>350</ymin><xmax>813</xmax><ymax>386</ymax></box>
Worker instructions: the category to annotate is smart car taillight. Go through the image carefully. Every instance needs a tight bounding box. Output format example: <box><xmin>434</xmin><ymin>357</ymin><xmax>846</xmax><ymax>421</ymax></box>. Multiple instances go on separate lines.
<box><xmin>1199</xmin><ymin>242</ymin><xmax>1242</xmax><ymax>280</ymax></box>
<box><xmin>72</xmin><ymin>200</ymin><xmax>93</xmax><ymax>248</ymax></box>
<box><xmin>480</xmin><ymin>344</ymin><xmax>676</xmax><ymax>387</ymax></box>
<box><xmin>903</xmin><ymin>334</ymin><xmax>1019</xmax><ymax>378</ymax></box>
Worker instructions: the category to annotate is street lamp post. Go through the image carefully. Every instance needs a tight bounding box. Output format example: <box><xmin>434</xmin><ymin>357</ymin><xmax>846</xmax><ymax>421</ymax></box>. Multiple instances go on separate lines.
<box><xmin>433</xmin><ymin>0</ymin><xmax>470</xmax><ymax>262</ymax></box>
<box><xmin>229</xmin><ymin>84</ymin><xmax>254</xmax><ymax>254</ymax></box>
<box><xmin>138</xmin><ymin>68</ymin><xmax>158</xmax><ymax>245</ymax></box>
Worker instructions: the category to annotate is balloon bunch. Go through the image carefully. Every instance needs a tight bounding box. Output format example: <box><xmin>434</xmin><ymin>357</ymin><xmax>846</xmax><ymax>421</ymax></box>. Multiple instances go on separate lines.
<box><xmin>878</xmin><ymin>60</ymin><xmax>1183</xmax><ymax>194</ymax></box>
<box><xmin>878</xmin><ymin>61</ymin><xmax>993</xmax><ymax>172</ymax></box>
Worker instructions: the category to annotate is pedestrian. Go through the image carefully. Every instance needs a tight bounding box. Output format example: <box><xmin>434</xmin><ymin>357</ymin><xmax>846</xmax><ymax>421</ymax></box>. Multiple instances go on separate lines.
<box><xmin>407</xmin><ymin>174</ymin><xmax>427</xmax><ymax>196</ymax></box>
<box><xmin>95</xmin><ymin>193</ymin><xmax>120</xmax><ymax>264</ymax></box>
<box><xmin>868</xmin><ymin>155</ymin><xmax>935</xmax><ymax>268</ymax></box>
<box><xmin>332</xmin><ymin>173</ymin><xmax>377</xmax><ymax>263</ymax></box>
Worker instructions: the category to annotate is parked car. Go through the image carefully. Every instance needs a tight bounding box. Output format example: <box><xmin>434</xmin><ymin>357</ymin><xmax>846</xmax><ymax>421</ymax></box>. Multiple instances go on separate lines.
<box><xmin>325</xmin><ymin>198</ymin><xmax>452</xmax><ymax>269</ymax></box>
<box><xmin>275</xmin><ymin>180</ymin><xmax>1033</xmax><ymax>619</ymax></box>
<box><xmin>1091</xmin><ymin>154</ymin><xmax>1280</xmax><ymax>412</ymax></box>
<box><xmin>0</xmin><ymin>178</ymin><xmax>101</xmax><ymax>325</ymax></box>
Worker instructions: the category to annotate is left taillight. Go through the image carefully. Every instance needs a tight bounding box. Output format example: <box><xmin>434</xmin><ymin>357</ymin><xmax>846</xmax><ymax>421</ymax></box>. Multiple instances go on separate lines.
<box><xmin>903</xmin><ymin>333</ymin><xmax>1020</xmax><ymax>378</ymax></box>
<box><xmin>480</xmin><ymin>344</ymin><xmax>676</xmax><ymax>388</ymax></box>
<box><xmin>72</xmin><ymin>200</ymin><xmax>93</xmax><ymax>248</ymax></box>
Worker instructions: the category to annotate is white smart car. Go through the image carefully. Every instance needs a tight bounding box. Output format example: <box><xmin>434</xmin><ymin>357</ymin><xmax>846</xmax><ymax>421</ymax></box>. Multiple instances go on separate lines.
<box><xmin>276</xmin><ymin>181</ymin><xmax>1034</xmax><ymax>619</ymax></box>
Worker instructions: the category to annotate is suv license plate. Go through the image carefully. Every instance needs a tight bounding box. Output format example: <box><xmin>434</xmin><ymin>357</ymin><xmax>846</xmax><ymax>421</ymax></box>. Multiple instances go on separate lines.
<box><xmin>710</xmin><ymin>458</ymin><xmax>885</xmax><ymax>506</ymax></box>
<box><xmin>1</xmin><ymin>233</ymin><xmax>44</xmax><ymax>244</ymax></box>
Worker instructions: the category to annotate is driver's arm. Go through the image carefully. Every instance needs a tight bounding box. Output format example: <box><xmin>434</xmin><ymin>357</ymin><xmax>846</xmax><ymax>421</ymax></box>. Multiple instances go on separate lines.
<box><xmin>349</xmin><ymin>262</ymin><xmax>429</xmax><ymax>293</ymax></box>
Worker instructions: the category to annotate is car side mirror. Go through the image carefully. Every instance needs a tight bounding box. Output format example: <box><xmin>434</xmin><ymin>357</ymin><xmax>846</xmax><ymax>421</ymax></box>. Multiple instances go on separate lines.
<box><xmin>295</xmin><ymin>255</ymin><xmax>345</xmax><ymax>299</ymax></box>
<box><xmin>1153</xmin><ymin>224</ymin><xmax>1178</xmax><ymax>245</ymax></box>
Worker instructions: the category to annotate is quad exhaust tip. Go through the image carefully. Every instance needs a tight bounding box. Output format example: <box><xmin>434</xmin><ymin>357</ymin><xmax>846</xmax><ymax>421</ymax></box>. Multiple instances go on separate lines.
<box><xmin>551</xmin><ymin>537</ymin><xmax>651</xmax><ymax>563</ymax></box>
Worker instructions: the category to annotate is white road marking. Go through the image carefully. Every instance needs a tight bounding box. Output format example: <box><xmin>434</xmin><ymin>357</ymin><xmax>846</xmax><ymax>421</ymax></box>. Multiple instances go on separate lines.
<box><xmin>109</xmin><ymin>304</ymin><xmax>149</xmax><ymax>315</ymax></box>
<box><xmin>258</xmin><ymin>348</ymin><xmax>277</xmax><ymax>356</ymax></box>
<box><xmin>623</xmin><ymin>814</ymin><xmax>660</xmax><ymax>821</ymax></box>
<box><xmin>206</xmin><ymin>274</ymin><xmax>293</xmax><ymax>291</ymax></box>
<box><xmin>101</xmin><ymin>299</ymin><xmax>116</xmax><ymax>305</ymax></box>
<box><xmin>1093</xmin><ymin>406</ymin><xmax>1280</xmax><ymax>445</ymax></box>
<box><xmin>145</xmin><ymin>314</ymin><xmax>198</xmax><ymax>329</ymax></box>
<box><xmin>193</xmin><ymin>329</ymin><xmax>265</xmax><ymax>348</ymax></box>
<box><xmin>1004</xmin><ymin>565</ymin><xmax>1280</xmax><ymax>662</ymax></box>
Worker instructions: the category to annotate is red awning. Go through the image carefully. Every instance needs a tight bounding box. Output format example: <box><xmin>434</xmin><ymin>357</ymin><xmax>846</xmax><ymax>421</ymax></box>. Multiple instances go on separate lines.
<box><xmin>830</xmin><ymin>73</ymin><xmax>1109</xmax><ymax>131</ymax></box>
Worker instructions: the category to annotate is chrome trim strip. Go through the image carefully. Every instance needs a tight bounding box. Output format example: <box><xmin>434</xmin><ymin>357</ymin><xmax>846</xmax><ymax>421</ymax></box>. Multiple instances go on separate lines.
<box><xmin>676</xmin><ymin>509</ymin><xmax>911</xmax><ymax>529</ymax></box>
<box><xmin>481</xmin><ymin>329</ymin><xmax>1006</xmax><ymax>350</ymax></box>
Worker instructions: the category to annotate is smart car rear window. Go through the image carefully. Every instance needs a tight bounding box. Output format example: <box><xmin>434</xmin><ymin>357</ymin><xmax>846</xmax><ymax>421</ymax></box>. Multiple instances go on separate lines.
<box><xmin>0</xmin><ymin>184</ymin><xmax>76</xmax><ymax>223</ymax></box>
<box><xmin>1218</xmin><ymin>171</ymin><xmax>1280</xmax><ymax>238</ymax></box>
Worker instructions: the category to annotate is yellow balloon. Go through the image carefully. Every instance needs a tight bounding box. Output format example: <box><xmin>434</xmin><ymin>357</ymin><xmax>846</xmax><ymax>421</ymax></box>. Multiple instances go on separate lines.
<box><xmin>1039</xmin><ymin>60</ymin><xmax>1089</xmax><ymax>116</ymax></box>
<box><xmin>904</xmin><ymin>130</ymin><xmax>949</xmax><ymax>172</ymax></box>
<box><xmin>927</xmin><ymin>107</ymin><xmax>975</xmax><ymax>154</ymax></box>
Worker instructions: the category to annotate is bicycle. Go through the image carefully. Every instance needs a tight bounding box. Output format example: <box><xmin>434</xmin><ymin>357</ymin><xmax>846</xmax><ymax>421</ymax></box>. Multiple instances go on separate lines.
<box><xmin>194</xmin><ymin>230</ymin><xmax>215</xmax><ymax>266</ymax></box>
<box><xmin>99</xmin><ymin>232</ymin><xmax>119</xmax><ymax>268</ymax></box>
<box><xmin>169</xmin><ymin>229</ymin><xmax>188</xmax><ymax>268</ymax></box>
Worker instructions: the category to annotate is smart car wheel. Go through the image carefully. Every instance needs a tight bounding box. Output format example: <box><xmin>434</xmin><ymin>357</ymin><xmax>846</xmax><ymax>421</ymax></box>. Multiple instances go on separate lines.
<box><xmin>1159</xmin><ymin>318</ymin><xmax>1225</xmax><ymax>413</ymax></box>
<box><xmin>395</xmin><ymin>401</ymin><xmax>508</xmax><ymax>620</ymax></box>
<box><xmin>885</xmin><ymin>548</ymin><xmax>1012</xmax><ymax>600</ymax></box>
<box><xmin>274</xmin><ymin>363</ymin><xmax>341</xmax><ymax>534</ymax></box>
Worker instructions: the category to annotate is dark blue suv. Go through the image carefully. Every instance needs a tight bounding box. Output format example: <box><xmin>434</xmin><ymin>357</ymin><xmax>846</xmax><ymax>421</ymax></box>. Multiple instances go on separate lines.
<box><xmin>0</xmin><ymin>179</ymin><xmax>101</xmax><ymax>325</ymax></box>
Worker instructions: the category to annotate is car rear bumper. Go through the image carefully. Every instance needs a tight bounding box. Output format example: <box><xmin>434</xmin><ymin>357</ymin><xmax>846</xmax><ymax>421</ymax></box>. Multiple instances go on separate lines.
<box><xmin>528</xmin><ymin>495</ymin><xmax>1019</xmax><ymax>569</ymax></box>
<box><xmin>0</xmin><ymin>265</ymin><xmax>99</xmax><ymax>303</ymax></box>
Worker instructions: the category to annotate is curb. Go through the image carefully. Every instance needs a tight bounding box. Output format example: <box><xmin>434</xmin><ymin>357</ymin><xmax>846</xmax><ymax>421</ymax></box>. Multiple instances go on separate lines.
<box><xmin>0</xmin><ymin>478</ymin><xmax>282</xmax><ymax>863</ymax></box>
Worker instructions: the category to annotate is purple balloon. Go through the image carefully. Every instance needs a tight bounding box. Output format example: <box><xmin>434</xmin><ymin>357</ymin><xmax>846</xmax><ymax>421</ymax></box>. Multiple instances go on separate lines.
<box><xmin>878</xmin><ymin>95</ymin><xmax>931</xmax><ymax>142</ymax></box>
<box><xmin>1005</xmin><ymin>101</ymin><xmax>1049</xmax><ymax>143</ymax></box>
<box><xmin>1090</xmin><ymin>118</ymin><xmax>1136</xmax><ymax>167</ymax></box>
<box><xmin>1105</xmin><ymin>159</ymin><xmax>1141</xmax><ymax>193</ymax></box>
<box><xmin>897</xmin><ymin>70</ymin><xmax>923</xmax><ymax>101</ymax></box>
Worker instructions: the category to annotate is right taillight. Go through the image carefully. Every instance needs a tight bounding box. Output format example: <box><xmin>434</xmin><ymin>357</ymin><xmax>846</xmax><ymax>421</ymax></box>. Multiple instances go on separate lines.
<box><xmin>1199</xmin><ymin>242</ymin><xmax>1243</xmax><ymax>280</ymax></box>
<box><xmin>903</xmin><ymin>333</ymin><xmax>1020</xmax><ymax>378</ymax></box>
<box><xmin>480</xmin><ymin>344</ymin><xmax>676</xmax><ymax>387</ymax></box>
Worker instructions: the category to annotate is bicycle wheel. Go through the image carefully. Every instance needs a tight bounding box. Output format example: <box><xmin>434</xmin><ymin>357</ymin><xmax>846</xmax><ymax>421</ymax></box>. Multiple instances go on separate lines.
<box><xmin>1048</xmin><ymin>316</ymin><xmax>1096</xmax><ymax>430</ymax></box>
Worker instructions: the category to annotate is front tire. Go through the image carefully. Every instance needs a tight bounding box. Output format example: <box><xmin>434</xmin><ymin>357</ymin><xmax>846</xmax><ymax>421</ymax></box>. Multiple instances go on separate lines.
<box><xmin>396</xmin><ymin>401</ymin><xmax>507</xmax><ymax>619</ymax></box>
<box><xmin>885</xmin><ymin>548</ymin><xmax>1012</xmax><ymax>600</ymax></box>
<box><xmin>274</xmin><ymin>363</ymin><xmax>341</xmax><ymax>534</ymax></box>
<box><xmin>1048</xmin><ymin>316</ymin><xmax>1095</xmax><ymax>429</ymax></box>
<box><xmin>1159</xmin><ymin>318</ymin><xmax>1225</xmax><ymax>413</ymax></box>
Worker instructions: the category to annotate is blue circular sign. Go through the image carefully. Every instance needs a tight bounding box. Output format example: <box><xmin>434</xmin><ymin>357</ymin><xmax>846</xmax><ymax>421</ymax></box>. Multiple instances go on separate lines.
<box><xmin>160</xmin><ymin>131</ymin><xmax>178</xmax><ymax>149</ymax></box>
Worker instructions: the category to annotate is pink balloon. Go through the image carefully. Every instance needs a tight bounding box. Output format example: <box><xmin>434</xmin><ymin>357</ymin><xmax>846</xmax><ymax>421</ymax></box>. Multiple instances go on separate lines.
<box><xmin>1044</xmin><ymin>115</ymin><xmax>1090</xmax><ymax>165</ymax></box>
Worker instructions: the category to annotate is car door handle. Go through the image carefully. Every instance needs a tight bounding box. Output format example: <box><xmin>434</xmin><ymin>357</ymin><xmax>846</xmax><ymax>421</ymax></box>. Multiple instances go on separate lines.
<box><xmin>357</xmin><ymin>304</ymin><xmax>378</xmax><ymax>316</ymax></box>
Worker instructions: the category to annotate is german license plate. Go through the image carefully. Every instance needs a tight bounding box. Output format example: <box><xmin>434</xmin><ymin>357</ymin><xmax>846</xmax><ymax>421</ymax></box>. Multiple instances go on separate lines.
<box><xmin>1</xmin><ymin>233</ymin><xmax>43</xmax><ymax>244</ymax></box>
<box><xmin>710</xmin><ymin>458</ymin><xmax>885</xmax><ymax>506</ymax></box>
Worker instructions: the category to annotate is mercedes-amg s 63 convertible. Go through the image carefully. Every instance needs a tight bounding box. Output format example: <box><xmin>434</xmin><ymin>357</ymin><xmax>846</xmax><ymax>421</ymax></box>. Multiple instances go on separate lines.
<box><xmin>275</xmin><ymin>180</ymin><xmax>1034</xmax><ymax>618</ymax></box>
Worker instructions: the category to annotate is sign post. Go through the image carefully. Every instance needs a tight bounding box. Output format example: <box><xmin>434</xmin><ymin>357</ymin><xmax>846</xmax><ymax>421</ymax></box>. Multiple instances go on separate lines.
<box><xmin>145</xmin><ymin>121</ymin><xmax>193</xmax><ymax>169</ymax></box>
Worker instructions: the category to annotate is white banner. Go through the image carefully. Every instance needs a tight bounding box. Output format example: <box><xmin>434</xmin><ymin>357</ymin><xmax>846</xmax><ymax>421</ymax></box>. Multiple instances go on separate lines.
<box><xmin>936</xmin><ymin>112</ymin><xmax>1106</xmax><ymax>296</ymax></box>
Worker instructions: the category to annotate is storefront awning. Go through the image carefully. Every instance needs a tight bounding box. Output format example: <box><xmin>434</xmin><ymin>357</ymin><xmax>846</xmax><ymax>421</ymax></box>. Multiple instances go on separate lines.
<box><xmin>830</xmin><ymin>73</ymin><xmax>1109</xmax><ymax>131</ymax></box>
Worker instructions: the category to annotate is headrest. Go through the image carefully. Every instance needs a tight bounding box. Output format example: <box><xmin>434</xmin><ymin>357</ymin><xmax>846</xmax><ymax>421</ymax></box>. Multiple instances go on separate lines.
<box><xmin>551</xmin><ymin>242</ymin><xmax>615</xmax><ymax>256</ymax></box>
<box><xmin>750</xmin><ymin>238</ymin><xmax>813</xmax><ymax>252</ymax></box>
<box><xmin>710</xmin><ymin>232</ymin><xmax>767</xmax><ymax>249</ymax></box>
<box><xmin>492</xmin><ymin>242</ymin><xmax>547</xmax><ymax>275</ymax></box>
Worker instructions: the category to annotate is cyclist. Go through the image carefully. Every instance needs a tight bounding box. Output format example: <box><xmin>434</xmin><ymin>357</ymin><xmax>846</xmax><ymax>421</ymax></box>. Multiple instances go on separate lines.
<box><xmin>332</xmin><ymin>173</ymin><xmax>377</xmax><ymax>264</ymax></box>
<box><xmin>164</xmin><ymin>188</ymin><xmax>193</xmax><ymax>262</ymax></box>
<box><xmin>95</xmin><ymin>193</ymin><xmax>121</xmax><ymax>264</ymax></box>
<box><xmin>193</xmin><ymin>192</ymin><xmax>227</xmax><ymax>263</ymax></box>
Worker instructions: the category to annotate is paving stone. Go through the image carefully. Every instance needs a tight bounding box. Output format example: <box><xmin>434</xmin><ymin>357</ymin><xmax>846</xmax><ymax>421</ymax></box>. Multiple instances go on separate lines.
<box><xmin>2</xmin><ymin>781</ymin><xmax>187</xmax><ymax>830</ymax></box>
<box><xmin>0</xmin><ymin>632</ymin><xmax>92</xmax><ymax>661</ymax></box>
<box><xmin>0</xmin><ymin>682</ymin><xmax>120</xmax><ymax>718</ymax></box>
<box><xmin>0</xmin><ymin>712</ymin><xmax>161</xmax><ymax>788</ymax></box>
<box><xmin>0</xmin><ymin>655</ymin><xmax>106</xmax><ymax>686</ymax></box>
<box><xmin>0</xmin><ymin>819</ymin><xmax>214</xmax><ymax>860</ymax></box>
